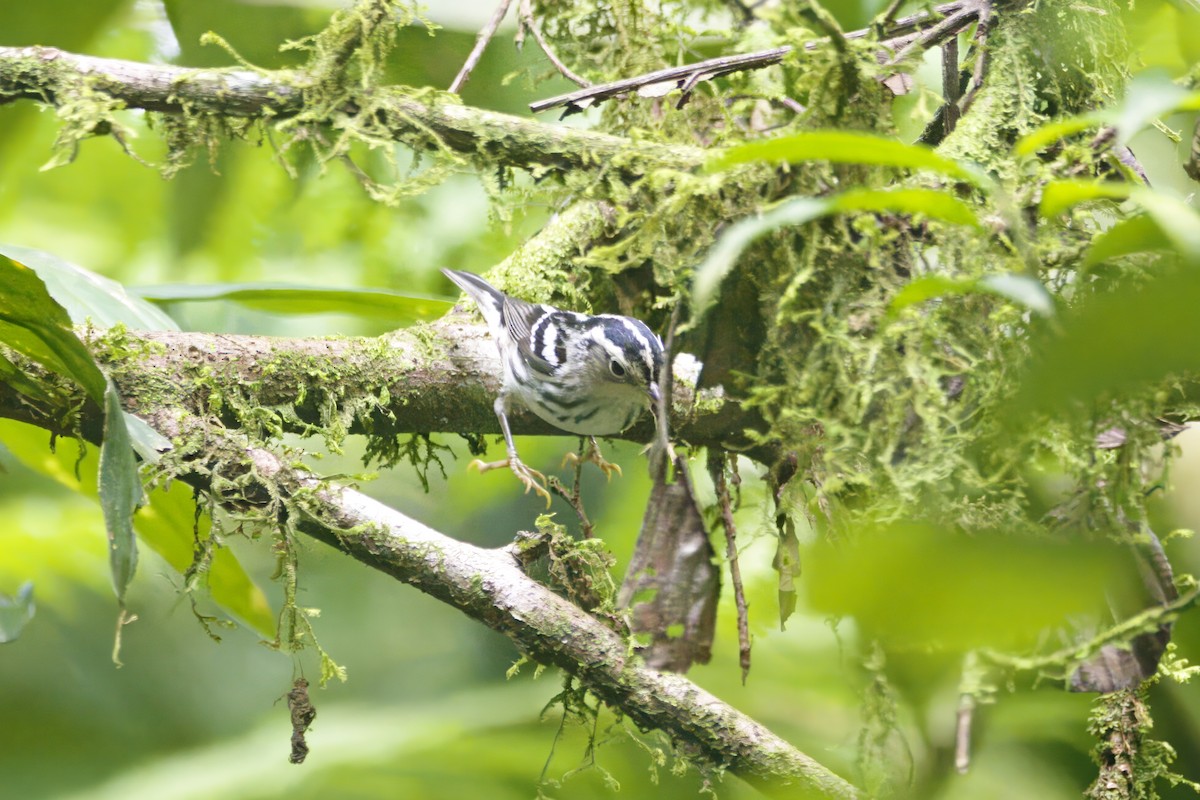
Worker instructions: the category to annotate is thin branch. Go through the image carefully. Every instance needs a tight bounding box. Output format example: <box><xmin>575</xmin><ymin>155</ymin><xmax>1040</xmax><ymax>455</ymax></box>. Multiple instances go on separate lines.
<box><xmin>957</xmin><ymin>0</ymin><xmax>992</xmax><ymax>115</ymax></box>
<box><xmin>547</xmin><ymin>442</ymin><xmax>595</xmax><ymax>539</ymax></box>
<box><xmin>886</xmin><ymin>0</ymin><xmax>987</xmax><ymax>66</ymax></box>
<box><xmin>709</xmin><ymin>449</ymin><xmax>751</xmax><ymax>684</ymax></box>
<box><xmin>529</xmin><ymin>46</ymin><xmax>793</xmax><ymax>115</ymax></box>
<box><xmin>517</xmin><ymin>0</ymin><xmax>591</xmax><ymax>88</ymax></box>
<box><xmin>941</xmin><ymin>36</ymin><xmax>961</xmax><ymax>136</ymax></box>
<box><xmin>449</xmin><ymin>0</ymin><xmax>515</xmax><ymax>94</ymax></box>
<box><xmin>529</xmin><ymin>0</ymin><xmax>979</xmax><ymax>114</ymax></box>
<box><xmin>954</xmin><ymin>692</ymin><xmax>974</xmax><ymax>774</ymax></box>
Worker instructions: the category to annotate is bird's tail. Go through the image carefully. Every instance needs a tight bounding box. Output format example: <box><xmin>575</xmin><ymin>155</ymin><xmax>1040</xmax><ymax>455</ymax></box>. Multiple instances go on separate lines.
<box><xmin>442</xmin><ymin>268</ymin><xmax>504</xmax><ymax>331</ymax></box>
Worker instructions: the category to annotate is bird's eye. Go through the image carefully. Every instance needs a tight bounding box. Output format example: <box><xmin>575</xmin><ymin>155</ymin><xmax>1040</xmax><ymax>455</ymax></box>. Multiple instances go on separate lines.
<box><xmin>609</xmin><ymin>359</ymin><xmax>626</xmax><ymax>377</ymax></box>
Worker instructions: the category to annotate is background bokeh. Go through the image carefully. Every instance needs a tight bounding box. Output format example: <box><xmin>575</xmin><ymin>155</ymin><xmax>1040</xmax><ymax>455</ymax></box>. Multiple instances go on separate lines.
<box><xmin>1</xmin><ymin>1</ymin><xmax>1198</xmax><ymax>799</ymax></box>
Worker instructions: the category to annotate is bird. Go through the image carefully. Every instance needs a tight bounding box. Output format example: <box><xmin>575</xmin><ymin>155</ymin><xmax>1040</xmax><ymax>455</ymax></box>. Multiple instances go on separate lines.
<box><xmin>442</xmin><ymin>268</ymin><xmax>664</xmax><ymax>506</ymax></box>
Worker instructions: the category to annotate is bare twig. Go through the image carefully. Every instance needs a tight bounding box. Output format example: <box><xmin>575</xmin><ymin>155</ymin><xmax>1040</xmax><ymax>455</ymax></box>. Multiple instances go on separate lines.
<box><xmin>547</xmin><ymin>442</ymin><xmax>595</xmax><ymax>539</ymax></box>
<box><xmin>954</xmin><ymin>692</ymin><xmax>974</xmax><ymax>774</ymax></box>
<box><xmin>449</xmin><ymin>0</ymin><xmax>515</xmax><ymax>94</ymax></box>
<box><xmin>872</xmin><ymin>0</ymin><xmax>910</xmax><ymax>32</ymax></box>
<box><xmin>887</xmin><ymin>0</ymin><xmax>986</xmax><ymax>66</ymax></box>
<box><xmin>530</xmin><ymin>46</ymin><xmax>792</xmax><ymax>115</ymax></box>
<box><xmin>958</xmin><ymin>0</ymin><xmax>992</xmax><ymax>115</ymax></box>
<box><xmin>709</xmin><ymin>448</ymin><xmax>751</xmax><ymax>684</ymax></box>
<box><xmin>529</xmin><ymin>1</ymin><xmax>982</xmax><ymax>114</ymax></box>
<box><xmin>1186</xmin><ymin>117</ymin><xmax>1200</xmax><ymax>182</ymax></box>
<box><xmin>517</xmin><ymin>0</ymin><xmax>591</xmax><ymax>88</ymax></box>
<box><xmin>941</xmin><ymin>35</ymin><xmax>961</xmax><ymax>135</ymax></box>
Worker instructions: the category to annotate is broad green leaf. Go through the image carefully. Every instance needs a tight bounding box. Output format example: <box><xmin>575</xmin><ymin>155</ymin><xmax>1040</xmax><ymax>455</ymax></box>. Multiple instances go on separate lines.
<box><xmin>136</xmin><ymin>283</ymin><xmax>452</xmax><ymax>322</ymax></box>
<box><xmin>1130</xmin><ymin>188</ymin><xmax>1200</xmax><ymax>261</ymax></box>
<box><xmin>123</xmin><ymin>412</ymin><xmax>173</xmax><ymax>463</ymax></box>
<box><xmin>0</xmin><ymin>255</ymin><xmax>144</xmax><ymax>607</ymax></box>
<box><xmin>1013</xmin><ymin>113</ymin><xmax>1105</xmax><ymax>157</ymax></box>
<box><xmin>889</xmin><ymin>273</ymin><xmax>1053</xmax><ymax>317</ymax></box>
<box><xmin>1012</xmin><ymin>266</ymin><xmax>1200</xmax><ymax>416</ymax></box>
<box><xmin>0</xmin><ymin>244</ymin><xmax>179</xmax><ymax>331</ymax></box>
<box><xmin>98</xmin><ymin>380</ymin><xmax>141</xmax><ymax>604</ymax></box>
<box><xmin>1083</xmin><ymin>214</ymin><xmax>1172</xmax><ymax>268</ymax></box>
<box><xmin>706</xmin><ymin>130</ymin><xmax>988</xmax><ymax>186</ymax></box>
<box><xmin>0</xmin><ymin>256</ymin><xmax>106</xmax><ymax>402</ymax></box>
<box><xmin>1016</xmin><ymin>72</ymin><xmax>1200</xmax><ymax>155</ymax></box>
<box><xmin>830</xmin><ymin>188</ymin><xmax>982</xmax><ymax>228</ymax></box>
<box><xmin>889</xmin><ymin>275</ymin><xmax>973</xmax><ymax>313</ymax></box>
<box><xmin>978</xmin><ymin>274</ymin><xmax>1055</xmax><ymax>316</ymax></box>
<box><xmin>807</xmin><ymin>523</ymin><xmax>1122</xmax><ymax>649</ymax></box>
<box><xmin>1109</xmin><ymin>74</ymin><xmax>1198</xmax><ymax>144</ymax></box>
<box><xmin>0</xmin><ymin>420</ymin><xmax>273</xmax><ymax>636</ymax></box>
<box><xmin>1038</xmin><ymin>180</ymin><xmax>1132</xmax><ymax>218</ymax></box>
<box><xmin>1042</xmin><ymin>183</ymin><xmax>1200</xmax><ymax>263</ymax></box>
<box><xmin>0</xmin><ymin>582</ymin><xmax>35</xmax><ymax>644</ymax></box>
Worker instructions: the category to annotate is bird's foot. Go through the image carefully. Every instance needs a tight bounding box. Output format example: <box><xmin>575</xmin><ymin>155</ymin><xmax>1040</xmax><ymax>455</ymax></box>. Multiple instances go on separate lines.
<box><xmin>562</xmin><ymin>437</ymin><xmax>622</xmax><ymax>481</ymax></box>
<box><xmin>469</xmin><ymin>457</ymin><xmax>552</xmax><ymax>508</ymax></box>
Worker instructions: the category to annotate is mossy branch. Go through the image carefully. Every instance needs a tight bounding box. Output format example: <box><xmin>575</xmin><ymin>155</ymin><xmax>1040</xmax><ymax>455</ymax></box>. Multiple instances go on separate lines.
<box><xmin>0</xmin><ymin>45</ymin><xmax>702</xmax><ymax>175</ymax></box>
<box><xmin>53</xmin><ymin>320</ymin><xmax>753</xmax><ymax>452</ymax></box>
<box><xmin>0</xmin><ymin>363</ymin><xmax>856</xmax><ymax>798</ymax></box>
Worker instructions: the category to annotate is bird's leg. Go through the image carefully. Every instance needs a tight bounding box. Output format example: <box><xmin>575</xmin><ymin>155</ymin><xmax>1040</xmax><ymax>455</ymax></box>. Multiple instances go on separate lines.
<box><xmin>562</xmin><ymin>435</ymin><xmax>622</xmax><ymax>480</ymax></box>
<box><xmin>469</xmin><ymin>395</ymin><xmax>552</xmax><ymax>508</ymax></box>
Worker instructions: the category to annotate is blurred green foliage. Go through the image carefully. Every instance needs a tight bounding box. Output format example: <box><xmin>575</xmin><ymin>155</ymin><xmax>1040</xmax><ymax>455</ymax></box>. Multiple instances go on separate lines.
<box><xmin>0</xmin><ymin>0</ymin><xmax>1199</xmax><ymax>799</ymax></box>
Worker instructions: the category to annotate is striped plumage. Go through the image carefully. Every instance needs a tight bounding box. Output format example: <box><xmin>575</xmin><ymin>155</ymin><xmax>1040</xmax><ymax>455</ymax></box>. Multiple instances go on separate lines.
<box><xmin>443</xmin><ymin>268</ymin><xmax>663</xmax><ymax>503</ymax></box>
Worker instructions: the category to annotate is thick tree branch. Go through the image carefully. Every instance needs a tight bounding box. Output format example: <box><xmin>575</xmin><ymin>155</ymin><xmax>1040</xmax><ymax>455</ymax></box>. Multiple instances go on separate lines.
<box><xmin>9</xmin><ymin>321</ymin><xmax>757</xmax><ymax>453</ymax></box>
<box><xmin>0</xmin><ymin>357</ymin><xmax>855</xmax><ymax>797</ymax></box>
<box><xmin>0</xmin><ymin>45</ymin><xmax>702</xmax><ymax>175</ymax></box>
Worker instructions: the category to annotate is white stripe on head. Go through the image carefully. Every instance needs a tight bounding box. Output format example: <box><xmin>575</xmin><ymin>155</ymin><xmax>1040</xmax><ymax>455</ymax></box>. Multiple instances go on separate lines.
<box><xmin>617</xmin><ymin>317</ymin><xmax>657</xmax><ymax>377</ymax></box>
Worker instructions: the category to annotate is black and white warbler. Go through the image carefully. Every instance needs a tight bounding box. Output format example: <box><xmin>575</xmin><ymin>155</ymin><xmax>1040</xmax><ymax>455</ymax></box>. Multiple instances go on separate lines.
<box><xmin>443</xmin><ymin>269</ymin><xmax>663</xmax><ymax>505</ymax></box>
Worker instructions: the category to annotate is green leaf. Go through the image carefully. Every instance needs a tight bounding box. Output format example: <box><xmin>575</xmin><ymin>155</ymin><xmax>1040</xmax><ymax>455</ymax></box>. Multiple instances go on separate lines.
<box><xmin>1013</xmin><ymin>113</ymin><xmax>1106</xmax><ymax>157</ymax></box>
<box><xmin>0</xmin><ymin>582</ymin><xmax>35</xmax><ymax>644</ymax></box>
<box><xmin>1016</xmin><ymin>71</ymin><xmax>1200</xmax><ymax>155</ymax></box>
<box><xmin>1042</xmin><ymin>183</ymin><xmax>1200</xmax><ymax>264</ymax></box>
<box><xmin>1012</xmin><ymin>266</ymin><xmax>1200</xmax><ymax>416</ymax></box>
<box><xmin>807</xmin><ymin>523</ymin><xmax>1123</xmax><ymax>650</ymax></box>
<box><xmin>123</xmin><ymin>412</ymin><xmax>173</xmax><ymax>464</ymax></box>
<box><xmin>0</xmin><ymin>255</ymin><xmax>144</xmax><ymax>607</ymax></box>
<box><xmin>889</xmin><ymin>275</ymin><xmax>973</xmax><ymax>313</ymax></box>
<box><xmin>135</xmin><ymin>283</ymin><xmax>452</xmax><ymax>322</ymax></box>
<box><xmin>1129</xmin><ymin>188</ymin><xmax>1200</xmax><ymax>261</ymax></box>
<box><xmin>889</xmin><ymin>273</ymin><xmax>1053</xmax><ymax>317</ymax></box>
<box><xmin>706</xmin><ymin>130</ymin><xmax>988</xmax><ymax>186</ymax></box>
<box><xmin>0</xmin><ymin>349</ymin><xmax>53</xmax><ymax>402</ymax></box>
<box><xmin>0</xmin><ymin>244</ymin><xmax>179</xmax><ymax>331</ymax></box>
<box><xmin>0</xmin><ymin>255</ymin><xmax>106</xmax><ymax>402</ymax></box>
<box><xmin>1083</xmin><ymin>214</ymin><xmax>1173</xmax><ymax>268</ymax></box>
<box><xmin>830</xmin><ymin>188</ymin><xmax>983</xmax><ymax>228</ymax></box>
<box><xmin>978</xmin><ymin>274</ymin><xmax>1055</xmax><ymax>316</ymax></box>
<box><xmin>98</xmin><ymin>380</ymin><xmax>141</xmax><ymax>604</ymax></box>
<box><xmin>1038</xmin><ymin>180</ymin><xmax>1133</xmax><ymax>218</ymax></box>
<box><xmin>0</xmin><ymin>420</ymin><xmax>272</xmax><ymax>636</ymax></box>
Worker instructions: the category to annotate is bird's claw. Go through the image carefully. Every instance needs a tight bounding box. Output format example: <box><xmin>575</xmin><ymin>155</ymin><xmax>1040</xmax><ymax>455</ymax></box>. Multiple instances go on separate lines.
<box><xmin>469</xmin><ymin>457</ymin><xmax>552</xmax><ymax>508</ymax></box>
<box><xmin>562</xmin><ymin>439</ymin><xmax>622</xmax><ymax>481</ymax></box>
